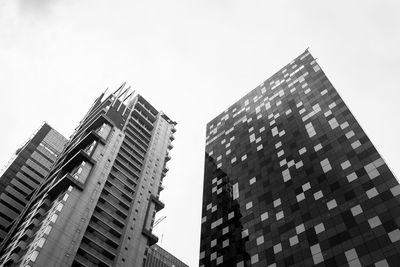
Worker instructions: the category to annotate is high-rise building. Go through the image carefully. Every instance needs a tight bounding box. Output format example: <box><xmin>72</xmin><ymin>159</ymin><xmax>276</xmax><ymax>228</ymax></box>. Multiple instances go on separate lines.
<box><xmin>0</xmin><ymin>84</ymin><xmax>176</xmax><ymax>267</ymax></box>
<box><xmin>200</xmin><ymin>50</ymin><xmax>400</xmax><ymax>267</ymax></box>
<box><xmin>144</xmin><ymin>244</ymin><xmax>189</xmax><ymax>267</ymax></box>
<box><xmin>0</xmin><ymin>122</ymin><xmax>67</xmax><ymax>244</ymax></box>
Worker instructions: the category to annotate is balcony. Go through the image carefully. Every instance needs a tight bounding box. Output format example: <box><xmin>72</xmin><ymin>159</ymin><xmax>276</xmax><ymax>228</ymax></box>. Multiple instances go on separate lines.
<box><xmin>91</xmin><ymin>212</ymin><xmax>124</xmax><ymax>232</ymax></box>
<box><xmin>60</xmin><ymin>150</ymin><xmax>95</xmax><ymax>174</ymax></box>
<box><xmin>99</xmin><ymin>195</ymin><xmax>129</xmax><ymax>215</ymax></box>
<box><xmin>119</xmin><ymin>145</ymin><xmax>143</xmax><ymax>165</ymax></box>
<box><xmin>142</xmin><ymin>228</ymin><xmax>158</xmax><ymax>246</ymax></box>
<box><xmin>137</xmin><ymin>95</ymin><xmax>158</xmax><ymax>116</ymax></box>
<box><xmin>28</xmin><ymin>218</ymin><xmax>40</xmax><ymax>229</ymax></box>
<box><xmin>132</xmin><ymin>109</ymin><xmax>153</xmax><ymax>130</ymax></box>
<box><xmin>79</xmin><ymin>243</ymin><xmax>113</xmax><ymax>267</ymax></box>
<box><xmin>87</xmin><ymin>223</ymin><xmax>120</xmax><ymax>246</ymax></box>
<box><xmin>126</xmin><ymin>124</ymin><xmax>150</xmax><ymax>144</ymax></box>
<box><xmin>94</xmin><ymin>207</ymin><xmax>125</xmax><ymax>231</ymax></box>
<box><xmin>160</xmin><ymin>113</ymin><xmax>176</xmax><ymax>126</ymax></box>
<box><xmin>80</xmin><ymin>114</ymin><xmax>115</xmax><ymax>139</ymax></box>
<box><xmin>129</xmin><ymin>118</ymin><xmax>152</xmax><ymax>136</ymax></box>
<box><xmin>163</xmin><ymin>165</ymin><xmax>169</xmax><ymax>173</ymax></box>
<box><xmin>47</xmin><ymin>173</ymin><xmax>84</xmax><ymax>198</ymax></box>
<box><xmin>10</xmin><ymin>240</ymin><xmax>26</xmax><ymax>255</ymax></box>
<box><xmin>65</xmin><ymin>130</ymin><xmax>106</xmax><ymax>161</ymax></box>
<box><xmin>39</xmin><ymin>199</ymin><xmax>51</xmax><ymax>209</ymax></box>
<box><xmin>125</xmin><ymin>127</ymin><xmax>149</xmax><ymax>150</ymax></box>
<box><xmin>128</xmin><ymin>119</ymin><xmax>151</xmax><ymax>138</ymax></box>
<box><xmin>159</xmin><ymin>184</ymin><xmax>165</xmax><ymax>192</ymax></box>
<box><xmin>168</xmin><ymin>142</ymin><xmax>173</xmax><ymax>150</ymax></box>
<box><xmin>21</xmin><ymin>229</ymin><xmax>34</xmax><ymax>240</ymax></box>
<box><xmin>136</xmin><ymin>100</ymin><xmax>157</xmax><ymax>121</ymax></box>
<box><xmin>103</xmin><ymin>184</ymin><xmax>132</xmax><ymax>208</ymax></box>
<box><xmin>3</xmin><ymin>253</ymin><xmax>19</xmax><ymax>266</ymax></box>
<box><xmin>32</xmin><ymin>208</ymin><xmax>46</xmax><ymax>220</ymax></box>
<box><xmin>83</xmin><ymin>233</ymin><xmax>117</xmax><ymax>257</ymax></box>
<box><xmin>73</xmin><ymin>254</ymin><xmax>92</xmax><ymax>267</ymax></box>
<box><xmin>65</xmin><ymin>114</ymin><xmax>113</xmax><ymax>157</ymax></box>
<box><xmin>150</xmin><ymin>195</ymin><xmax>165</xmax><ymax>212</ymax></box>
<box><xmin>117</xmin><ymin>151</ymin><xmax>142</xmax><ymax>173</ymax></box>
<box><xmin>124</xmin><ymin>134</ymin><xmax>148</xmax><ymax>154</ymax></box>
<box><xmin>96</xmin><ymin>201</ymin><xmax>127</xmax><ymax>222</ymax></box>
<box><xmin>113</xmin><ymin>160</ymin><xmax>139</xmax><ymax>182</ymax></box>
<box><xmin>105</xmin><ymin>179</ymin><xmax>133</xmax><ymax>201</ymax></box>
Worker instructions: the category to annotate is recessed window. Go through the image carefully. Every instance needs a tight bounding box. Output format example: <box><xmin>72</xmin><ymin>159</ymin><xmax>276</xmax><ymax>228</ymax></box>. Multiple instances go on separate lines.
<box><xmin>368</xmin><ymin>216</ymin><xmax>382</xmax><ymax>229</ymax></box>
<box><xmin>314</xmin><ymin>223</ymin><xmax>325</xmax><ymax>234</ymax></box>
<box><xmin>246</xmin><ymin>202</ymin><xmax>253</xmax><ymax>210</ymax></box>
<box><xmin>251</xmin><ymin>254</ymin><xmax>259</xmax><ymax>264</ymax></box>
<box><xmin>273</xmin><ymin>198</ymin><xmax>281</xmax><ymax>207</ymax></box>
<box><xmin>289</xmin><ymin>235</ymin><xmax>299</xmax><ymax>246</ymax></box>
<box><xmin>327</xmin><ymin>199</ymin><xmax>337</xmax><ymax>210</ymax></box>
<box><xmin>296</xmin><ymin>224</ymin><xmax>305</xmax><ymax>234</ymax></box>
<box><xmin>276</xmin><ymin>211</ymin><xmax>284</xmax><ymax>220</ymax></box>
<box><xmin>366</xmin><ymin>188</ymin><xmax>378</xmax><ymax>199</ymax></box>
<box><xmin>341</xmin><ymin>160</ymin><xmax>351</xmax><ymax>170</ymax></box>
<box><xmin>261</xmin><ymin>212</ymin><xmax>268</xmax><ymax>221</ymax></box>
<box><xmin>256</xmin><ymin>235</ymin><xmax>264</xmax><ymax>245</ymax></box>
<box><xmin>273</xmin><ymin>243</ymin><xmax>282</xmax><ymax>254</ymax></box>
<box><xmin>320</xmin><ymin>158</ymin><xmax>332</xmax><ymax>173</ymax></box>
<box><xmin>314</xmin><ymin>143</ymin><xmax>322</xmax><ymax>152</ymax></box>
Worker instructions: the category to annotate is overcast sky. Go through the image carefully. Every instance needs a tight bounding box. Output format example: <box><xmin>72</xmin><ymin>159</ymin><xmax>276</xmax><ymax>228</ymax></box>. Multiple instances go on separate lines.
<box><xmin>1</xmin><ymin>1</ymin><xmax>399</xmax><ymax>266</ymax></box>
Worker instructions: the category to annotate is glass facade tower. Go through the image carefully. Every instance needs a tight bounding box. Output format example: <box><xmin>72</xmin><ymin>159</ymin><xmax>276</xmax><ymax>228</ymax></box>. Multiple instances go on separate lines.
<box><xmin>0</xmin><ymin>85</ymin><xmax>176</xmax><ymax>267</ymax></box>
<box><xmin>200</xmin><ymin>50</ymin><xmax>400</xmax><ymax>267</ymax></box>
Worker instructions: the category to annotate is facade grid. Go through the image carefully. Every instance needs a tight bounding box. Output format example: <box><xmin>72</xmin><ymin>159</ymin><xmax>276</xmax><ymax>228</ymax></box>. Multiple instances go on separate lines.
<box><xmin>200</xmin><ymin>50</ymin><xmax>400</xmax><ymax>267</ymax></box>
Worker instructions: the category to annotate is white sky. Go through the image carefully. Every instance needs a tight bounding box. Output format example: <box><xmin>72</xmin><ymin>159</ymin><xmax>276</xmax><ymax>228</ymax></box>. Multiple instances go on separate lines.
<box><xmin>0</xmin><ymin>1</ymin><xmax>399</xmax><ymax>266</ymax></box>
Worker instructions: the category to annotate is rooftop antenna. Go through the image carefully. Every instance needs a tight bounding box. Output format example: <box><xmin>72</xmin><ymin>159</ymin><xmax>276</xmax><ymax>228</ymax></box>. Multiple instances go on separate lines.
<box><xmin>117</xmin><ymin>86</ymin><xmax>131</xmax><ymax>111</ymax></box>
<box><xmin>112</xmin><ymin>82</ymin><xmax>126</xmax><ymax>94</ymax></box>
<box><xmin>123</xmin><ymin>90</ymin><xmax>135</xmax><ymax>116</ymax></box>
<box><xmin>111</xmin><ymin>82</ymin><xmax>126</xmax><ymax>107</ymax></box>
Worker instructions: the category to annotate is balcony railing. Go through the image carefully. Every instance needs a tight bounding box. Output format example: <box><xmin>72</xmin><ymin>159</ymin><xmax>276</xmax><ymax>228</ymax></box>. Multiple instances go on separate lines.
<box><xmin>79</xmin><ymin>242</ymin><xmax>113</xmax><ymax>267</ymax></box>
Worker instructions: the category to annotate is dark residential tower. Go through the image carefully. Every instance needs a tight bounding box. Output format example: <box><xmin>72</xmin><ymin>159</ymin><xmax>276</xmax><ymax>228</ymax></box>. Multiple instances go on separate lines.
<box><xmin>0</xmin><ymin>122</ymin><xmax>67</xmax><ymax>244</ymax></box>
<box><xmin>200</xmin><ymin>50</ymin><xmax>400</xmax><ymax>266</ymax></box>
<box><xmin>0</xmin><ymin>85</ymin><xmax>176</xmax><ymax>267</ymax></box>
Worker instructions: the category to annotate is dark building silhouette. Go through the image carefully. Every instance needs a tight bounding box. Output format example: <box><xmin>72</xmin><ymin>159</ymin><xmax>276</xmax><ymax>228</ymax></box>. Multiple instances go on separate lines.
<box><xmin>145</xmin><ymin>244</ymin><xmax>189</xmax><ymax>267</ymax></box>
<box><xmin>0</xmin><ymin>122</ymin><xmax>67</xmax><ymax>244</ymax></box>
<box><xmin>200</xmin><ymin>50</ymin><xmax>400</xmax><ymax>267</ymax></box>
<box><xmin>0</xmin><ymin>85</ymin><xmax>176</xmax><ymax>267</ymax></box>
